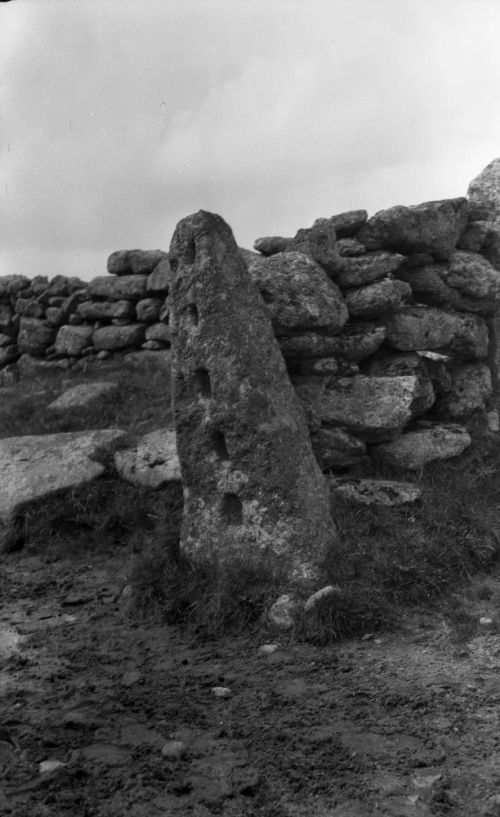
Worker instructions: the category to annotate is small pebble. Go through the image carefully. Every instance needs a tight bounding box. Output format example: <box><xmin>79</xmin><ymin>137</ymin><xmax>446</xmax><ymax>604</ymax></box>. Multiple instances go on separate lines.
<box><xmin>211</xmin><ymin>686</ymin><xmax>232</xmax><ymax>698</ymax></box>
<box><xmin>161</xmin><ymin>740</ymin><xmax>187</xmax><ymax>760</ymax></box>
<box><xmin>39</xmin><ymin>759</ymin><xmax>66</xmax><ymax>774</ymax></box>
<box><xmin>268</xmin><ymin>595</ymin><xmax>296</xmax><ymax>629</ymax></box>
<box><xmin>258</xmin><ymin>644</ymin><xmax>279</xmax><ymax>655</ymax></box>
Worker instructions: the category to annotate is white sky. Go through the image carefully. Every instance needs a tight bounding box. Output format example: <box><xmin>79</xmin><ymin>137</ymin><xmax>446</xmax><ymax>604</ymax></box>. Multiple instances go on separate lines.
<box><xmin>1</xmin><ymin>0</ymin><xmax>500</xmax><ymax>281</ymax></box>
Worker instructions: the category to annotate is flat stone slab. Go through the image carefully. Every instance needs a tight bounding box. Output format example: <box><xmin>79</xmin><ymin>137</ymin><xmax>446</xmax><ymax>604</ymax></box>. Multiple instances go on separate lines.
<box><xmin>47</xmin><ymin>382</ymin><xmax>119</xmax><ymax>412</ymax></box>
<box><xmin>330</xmin><ymin>477</ymin><xmax>422</xmax><ymax>506</ymax></box>
<box><xmin>372</xmin><ymin>424</ymin><xmax>471</xmax><ymax>470</ymax></box>
<box><xmin>114</xmin><ymin>428</ymin><xmax>181</xmax><ymax>488</ymax></box>
<box><xmin>0</xmin><ymin>429</ymin><xmax>126</xmax><ymax>553</ymax></box>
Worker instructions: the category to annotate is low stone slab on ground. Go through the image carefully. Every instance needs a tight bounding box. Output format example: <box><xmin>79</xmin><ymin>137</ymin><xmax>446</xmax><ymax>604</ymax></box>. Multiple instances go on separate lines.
<box><xmin>47</xmin><ymin>382</ymin><xmax>119</xmax><ymax>412</ymax></box>
<box><xmin>0</xmin><ymin>429</ymin><xmax>126</xmax><ymax>553</ymax></box>
<box><xmin>372</xmin><ymin>424</ymin><xmax>471</xmax><ymax>470</ymax></box>
<box><xmin>329</xmin><ymin>477</ymin><xmax>422</xmax><ymax>506</ymax></box>
<box><xmin>114</xmin><ymin>428</ymin><xmax>181</xmax><ymax>488</ymax></box>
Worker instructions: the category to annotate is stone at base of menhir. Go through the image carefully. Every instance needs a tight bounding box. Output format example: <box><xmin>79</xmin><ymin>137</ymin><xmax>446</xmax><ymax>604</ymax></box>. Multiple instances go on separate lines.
<box><xmin>329</xmin><ymin>477</ymin><xmax>422</xmax><ymax>506</ymax></box>
<box><xmin>169</xmin><ymin>210</ymin><xmax>337</xmax><ymax>584</ymax></box>
<box><xmin>371</xmin><ymin>424</ymin><xmax>471</xmax><ymax>470</ymax></box>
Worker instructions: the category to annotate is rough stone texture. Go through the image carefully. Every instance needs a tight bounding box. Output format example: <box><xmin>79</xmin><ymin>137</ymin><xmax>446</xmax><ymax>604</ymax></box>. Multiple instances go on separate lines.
<box><xmin>17</xmin><ymin>354</ymin><xmax>72</xmax><ymax>376</ymax></box>
<box><xmin>312</xmin><ymin>427</ymin><xmax>367</xmax><ymax>470</ymax></box>
<box><xmin>0</xmin><ymin>275</ymin><xmax>30</xmax><ymax>298</ymax></box>
<box><xmin>88</xmin><ymin>275</ymin><xmax>147</xmax><ymax>301</ymax></box>
<box><xmin>17</xmin><ymin>318</ymin><xmax>55</xmax><ymax>356</ymax></box>
<box><xmin>279</xmin><ymin>324</ymin><xmax>386</xmax><ymax>362</ymax></box>
<box><xmin>383</xmin><ymin>306</ymin><xmax>489</xmax><ymax>360</ymax></box>
<box><xmin>123</xmin><ymin>349</ymin><xmax>172</xmax><ymax>370</ymax></box>
<box><xmin>136</xmin><ymin>298</ymin><xmax>163</xmax><ymax>323</ymax></box>
<box><xmin>482</xmin><ymin>226</ymin><xmax>500</xmax><ymax>272</ymax></box>
<box><xmin>446</xmin><ymin>251</ymin><xmax>500</xmax><ymax>300</ymax></box>
<box><xmin>337</xmin><ymin>238</ymin><xmax>367</xmax><ymax>257</ymax></box>
<box><xmin>253</xmin><ymin>236</ymin><xmax>291</xmax><ymax>256</ymax></box>
<box><xmin>437</xmin><ymin>363</ymin><xmax>492</xmax><ymax>419</ymax></box>
<box><xmin>336</xmin><ymin>251</ymin><xmax>405</xmax><ymax>287</ymax></box>
<box><xmin>0</xmin><ymin>429</ymin><xmax>126</xmax><ymax>553</ymax></box>
<box><xmin>114</xmin><ymin>429</ymin><xmax>181</xmax><ymax>489</ymax></box>
<box><xmin>145</xmin><ymin>323</ymin><xmax>171</xmax><ymax>344</ymax></box>
<box><xmin>107</xmin><ymin>249</ymin><xmax>167</xmax><ymax>276</ymax></box>
<box><xmin>294</xmin><ymin>374</ymin><xmax>418</xmax><ymax>442</ymax></box>
<box><xmin>169</xmin><ymin>210</ymin><xmax>336</xmax><ymax>583</ymax></box>
<box><xmin>330</xmin><ymin>477</ymin><xmax>422</xmax><ymax>506</ymax></box>
<box><xmin>45</xmin><ymin>307</ymin><xmax>65</xmax><ymax>327</ymax></box>
<box><xmin>247</xmin><ymin>251</ymin><xmax>348</xmax><ymax>335</ymax></box>
<box><xmin>366</xmin><ymin>351</ymin><xmax>435</xmax><ymax>418</ymax></box>
<box><xmin>0</xmin><ymin>304</ymin><xmax>13</xmax><ymax>333</ymax></box>
<box><xmin>287</xmin><ymin>218</ymin><xmax>342</xmax><ymax>276</ymax></box>
<box><xmin>55</xmin><ymin>325</ymin><xmax>94</xmax><ymax>357</ymax></box>
<box><xmin>357</xmin><ymin>198</ymin><xmax>468</xmax><ymax>260</ymax></box>
<box><xmin>77</xmin><ymin>300</ymin><xmax>135</xmax><ymax>321</ymax></box>
<box><xmin>344</xmin><ymin>279</ymin><xmax>411</xmax><ymax>319</ymax></box>
<box><xmin>14</xmin><ymin>298</ymin><xmax>45</xmax><ymax>318</ymax></box>
<box><xmin>372</xmin><ymin>424</ymin><xmax>471</xmax><ymax>470</ymax></box>
<box><xmin>147</xmin><ymin>259</ymin><xmax>172</xmax><ymax>294</ymax></box>
<box><xmin>92</xmin><ymin>324</ymin><xmax>145</xmax><ymax>351</ymax></box>
<box><xmin>467</xmin><ymin>158</ymin><xmax>500</xmax><ymax>221</ymax></box>
<box><xmin>328</xmin><ymin>210</ymin><xmax>368</xmax><ymax>238</ymax></box>
<box><xmin>458</xmin><ymin>220</ymin><xmax>495</xmax><ymax>252</ymax></box>
<box><xmin>47</xmin><ymin>382</ymin><xmax>119</xmax><ymax>412</ymax></box>
<box><xmin>396</xmin><ymin>262</ymin><xmax>497</xmax><ymax>315</ymax></box>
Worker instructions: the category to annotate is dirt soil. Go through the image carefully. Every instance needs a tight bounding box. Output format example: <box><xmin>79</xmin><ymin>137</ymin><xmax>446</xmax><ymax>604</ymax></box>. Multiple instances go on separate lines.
<box><xmin>2</xmin><ymin>549</ymin><xmax>500</xmax><ymax>817</ymax></box>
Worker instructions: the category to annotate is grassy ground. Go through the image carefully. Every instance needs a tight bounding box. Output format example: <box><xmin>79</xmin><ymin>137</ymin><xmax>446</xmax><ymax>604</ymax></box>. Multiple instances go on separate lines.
<box><xmin>3</xmin><ymin>355</ymin><xmax>500</xmax><ymax>643</ymax></box>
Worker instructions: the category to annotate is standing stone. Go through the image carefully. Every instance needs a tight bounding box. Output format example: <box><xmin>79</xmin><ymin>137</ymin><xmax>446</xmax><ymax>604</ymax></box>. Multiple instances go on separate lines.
<box><xmin>169</xmin><ymin>210</ymin><xmax>336</xmax><ymax>584</ymax></box>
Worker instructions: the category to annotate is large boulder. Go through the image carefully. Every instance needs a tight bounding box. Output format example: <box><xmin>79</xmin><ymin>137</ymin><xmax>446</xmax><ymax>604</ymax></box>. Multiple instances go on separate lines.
<box><xmin>467</xmin><ymin>158</ymin><xmax>500</xmax><ymax>221</ymax></box>
<box><xmin>383</xmin><ymin>306</ymin><xmax>489</xmax><ymax>360</ymax></box>
<box><xmin>136</xmin><ymin>298</ymin><xmax>163</xmax><ymax>323</ymax></box>
<box><xmin>366</xmin><ymin>351</ymin><xmax>435</xmax><ymax>418</ymax></box>
<box><xmin>437</xmin><ymin>363</ymin><xmax>492</xmax><ymax>419</ymax></box>
<box><xmin>246</xmin><ymin>251</ymin><xmax>348</xmax><ymax>335</ymax></box>
<box><xmin>327</xmin><ymin>210</ymin><xmax>368</xmax><ymax>238</ymax></box>
<box><xmin>107</xmin><ymin>249</ymin><xmax>167</xmax><ymax>276</ymax></box>
<box><xmin>77</xmin><ymin>300</ymin><xmax>135</xmax><ymax>321</ymax></box>
<box><xmin>344</xmin><ymin>278</ymin><xmax>411</xmax><ymax>319</ymax></box>
<box><xmin>279</xmin><ymin>323</ymin><xmax>386</xmax><ymax>363</ymax></box>
<box><xmin>88</xmin><ymin>275</ymin><xmax>147</xmax><ymax>301</ymax></box>
<box><xmin>92</xmin><ymin>324</ymin><xmax>145</xmax><ymax>351</ymax></box>
<box><xmin>0</xmin><ymin>429</ymin><xmax>126</xmax><ymax>553</ymax></box>
<box><xmin>287</xmin><ymin>218</ymin><xmax>343</xmax><ymax>276</ymax></box>
<box><xmin>253</xmin><ymin>236</ymin><xmax>291</xmax><ymax>256</ymax></box>
<box><xmin>294</xmin><ymin>374</ymin><xmax>419</xmax><ymax>442</ymax></box>
<box><xmin>372</xmin><ymin>424</ymin><xmax>471</xmax><ymax>470</ymax></box>
<box><xmin>145</xmin><ymin>322</ymin><xmax>171</xmax><ymax>345</ymax></box>
<box><xmin>114</xmin><ymin>429</ymin><xmax>181</xmax><ymax>489</ymax></box>
<box><xmin>47</xmin><ymin>382</ymin><xmax>119</xmax><ymax>412</ymax></box>
<box><xmin>169</xmin><ymin>210</ymin><xmax>337</xmax><ymax>583</ymax></box>
<box><xmin>55</xmin><ymin>325</ymin><xmax>94</xmax><ymax>356</ymax></box>
<box><xmin>336</xmin><ymin>251</ymin><xmax>405</xmax><ymax>287</ymax></box>
<box><xmin>17</xmin><ymin>318</ymin><xmax>54</xmax><ymax>355</ymax></box>
<box><xmin>0</xmin><ymin>275</ymin><xmax>30</xmax><ymax>298</ymax></box>
<box><xmin>357</xmin><ymin>198</ymin><xmax>468</xmax><ymax>260</ymax></box>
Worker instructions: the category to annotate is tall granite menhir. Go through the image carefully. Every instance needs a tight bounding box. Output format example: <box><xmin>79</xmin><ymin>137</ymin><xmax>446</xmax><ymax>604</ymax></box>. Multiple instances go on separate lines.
<box><xmin>168</xmin><ymin>210</ymin><xmax>336</xmax><ymax>583</ymax></box>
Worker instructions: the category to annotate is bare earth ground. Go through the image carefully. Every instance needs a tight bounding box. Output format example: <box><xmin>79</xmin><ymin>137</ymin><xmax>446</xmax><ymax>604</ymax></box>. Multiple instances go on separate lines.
<box><xmin>2</xmin><ymin>548</ymin><xmax>500</xmax><ymax>816</ymax></box>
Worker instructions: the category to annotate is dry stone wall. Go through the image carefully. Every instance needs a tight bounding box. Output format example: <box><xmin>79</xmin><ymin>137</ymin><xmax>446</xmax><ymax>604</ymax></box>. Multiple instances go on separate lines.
<box><xmin>2</xmin><ymin>160</ymin><xmax>500</xmax><ymax>474</ymax></box>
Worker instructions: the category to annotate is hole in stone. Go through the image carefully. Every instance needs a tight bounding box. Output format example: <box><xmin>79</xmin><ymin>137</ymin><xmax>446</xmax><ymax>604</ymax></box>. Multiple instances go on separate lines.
<box><xmin>186</xmin><ymin>304</ymin><xmax>199</xmax><ymax>326</ymax></box>
<box><xmin>195</xmin><ymin>367</ymin><xmax>211</xmax><ymax>397</ymax></box>
<box><xmin>221</xmin><ymin>494</ymin><xmax>243</xmax><ymax>526</ymax></box>
<box><xmin>212</xmin><ymin>431</ymin><xmax>229</xmax><ymax>460</ymax></box>
<box><xmin>184</xmin><ymin>237</ymin><xmax>196</xmax><ymax>264</ymax></box>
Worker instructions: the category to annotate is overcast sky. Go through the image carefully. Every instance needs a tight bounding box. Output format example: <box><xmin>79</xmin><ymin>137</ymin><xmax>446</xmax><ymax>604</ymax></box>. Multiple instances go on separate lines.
<box><xmin>2</xmin><ymin>0</ymin><xmax>500</xmax><ymax>282</ymax></box>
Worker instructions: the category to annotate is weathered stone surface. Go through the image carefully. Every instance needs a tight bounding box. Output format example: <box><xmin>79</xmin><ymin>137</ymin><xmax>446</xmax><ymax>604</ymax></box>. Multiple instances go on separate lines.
<box><xmin>169</xmin><ymin>210</ymin><xmax>336</xmax><ymax>583</ymax></box>
<box><xmin>55</xmin><ymin>325</ymin><xmax>94</xmax><ymax>356</ymax></box>
<box><xmin>357</xmin><ymin>198</ymin><xmax>468</xmax><ymax>260</ymax></box>
<box><xmin>396</xmin><ymin>262</ymin><xmax>496</xmax><ymax>315</ymax></box>
<box><xmin>77</xmin><ymin>300</ymin><xmax>135</xmax><ymax>321</ymax></box>
<box><xmin>114</xmin><ymin>429</ymin><xmax>181</xmax><ymax>489</ymax></box>
<box><xmin>437</xmin><ymin>363</ymin><xmax>492</xmax><ymax>419</ymax></box>
<box><xmin>467</xmin><ymin>158</ymin><xmax>500</xmax><ymax>221</ymax></box>
<box><xmin>0</xmin><ymin>345</ymin><xmax>18</xmax><ymax>368</ymax></box>
<box><xmin>136</xmin><ymin>298</ymin><xmax>163</xmax><ymax>323</ymax></box>
<box><xmin>17</xmin><ymin>354</ymin><xmax>72</xmax><ymax>376</ymax></box>
<box><xmin>383</xmin><ymin>306</ymin><xmax>489</xmax><ymax>360</ymax></box>
<box><xmin>88</xmin><ymin>275</ymin><xmax>147</xmax><ymax>301</ymax></box>
<box><xmin>372</xmin><ymin>424</ymin><xmax>471</xmax><ymax>470</ymax></box>
<box><xmin>279</xmin><ymin>323</ymin><xmax>386</xmax><ymax>362</ymax></box>
<box><xmin>47</xmin><ymin>382</ymin><xmax>119</xmax><ymax>412</ymax></box>
<box><xmin>287</xmin><ymin>218</ymin><xmax>342</xmax><ymax>276</ymax></box>
<box><xmin>294</xmin><ymin>374</ymin><xmax>418</xmax><ymax>442</ymax></box>
<box><xmin>17</xmin><ymin>318</ymin><xmax>54</xmax><ymax>355</ymax></box>
<box><xmin>337</xmin><ymin>238</ymin><xmax>367</xmax><ymax>257</ymax></box>
<box><xmin>0</xmin><ymin>304</ymin><xmax>13</xmax><ymax>333</ymax></box>
<box><xmin>0</xmin><ymin>429</ymin><xmax>126</xmax><ymax>553</ymax></box>
<box><xmin>144</xmin><ymin>322</ymin><xmax>171</xmax><ymax>344</ymax></box>
<box><xmin>366</xmin><ymin>351</ymin><xmax>435</xmax><ymax>417</ymax></box>
<box><xmin>328</xmin><ymin>209</ymin><xmax>368</xmax><ymax>238</ymax></box>
<box><xmin>0</xmin><ymin>332</ymin><xmax>13</xmax><ymax>347</ymax></box>
<box><xmin>313</xmin><ymin>427</ymin><xmax>367</xmax><ymax>470</ymax></box>
<box><xmin>458</xmin><ymin>220</ymin><xmax>495</xmax><ymax>252</ymax></box>
<box><xmin>446</xmin><ymin>251</ymin><xmax>500</xmax><ymax>300</ymax></box>
<box><xmin>29</xmin><ymin>276</ymin><xmax>49</xmax><ymax>298</ymax></box>
<box><xmin>344</xmin><ymin>279</ymin><xmax>411</xmax><ymax>319</ymax></box>
<box><xmin>247</xmin><ymin>251</ymin><xmax>348</xmax><ymax>335</ymax></box>
<box><xmin>107</xmin><ymin>249</ymin><xmax>167</xmax><ymax>276</ymax></box>
<box><xmin>336</xmin><ymin>251</ymin><xmax>405</xmax><ymax>287</ymax></box>
<box><xmin>123</xmin><ymin>349</ymin><xmax>172</xmax><ymax>370</ymax></box>
<box><xmin>14</xmin><ymin>298</ymin><xmax>44</xmax><ymax>318</ymax></box>
<box><xmin>481</xmin><ymin>226</ymin><xmax>500</xmax><ymax>271</ymax></box>
<box><xmin>253</xmin><ymin>236</ymin><xmax>291</xmax><ymax>256</ymax></box>
<box><xmin>330</xmin><ymin>477</ymin><xmax>422</xmax><ymax>506</ymax></box>
<box><xmin>0</xmin><ymin>275</ymin><xmax>30</xmax><ymax>298</ymax></box>
<box><xmin>45</xmin><ymin>307</ymin><xmax>65</xmax><ymax>327</ymax></box>
<box><xmin>92</xmin><ymin>324</ymin><xmax>145</xmax><ymax>351</ymax></box>
<box><xmin>146</xmin><ymin>259</ymin><xmax>172</xmax><ymax>294</ymax></box>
